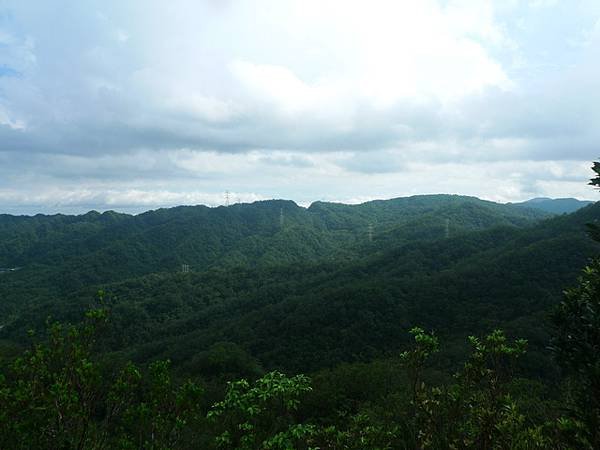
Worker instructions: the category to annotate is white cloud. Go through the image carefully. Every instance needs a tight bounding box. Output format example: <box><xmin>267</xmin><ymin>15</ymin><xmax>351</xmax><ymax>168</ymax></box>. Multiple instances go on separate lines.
<box><xmin>0</xmin><ymin>187</ymin><xmax>266</xmax><ymax>212</ymax></box>
<box><xmin>232</xmin><ymin>61</ymin><xmax>324</xmax><ymax>114</ymax></box>
<box><xmin>0</xmin><ymin>108</ymin><xmax>26</xmax><ymax>130</ymax></box>
<box><xmin>231</xmin><ymin>1</ymin><xmax>511</xmax><ymax>111</ymax></box>
<box><xmin>115</xmin><ymin>30</ymin><xmax>129</xmax><ymax>43</ymax></box>
<box><xmin>0</xmin><ymin>0</ymin><xmax>598</xmax><ymax>213</ymax></box>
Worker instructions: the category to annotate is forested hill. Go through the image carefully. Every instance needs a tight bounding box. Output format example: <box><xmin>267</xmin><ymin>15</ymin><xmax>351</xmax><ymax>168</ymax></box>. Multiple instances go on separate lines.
<box><xmin>1</xmin><ymin>195</ymin><xmax>597</xmax><ymax>378</ymax></box>
<box><xmin>56</xmin><ymin>205</ymin><xmax>600</xmax><ymax>370</ymax></box>
<box><xmin>2</xmin><ymin>192</ymin><xmax>600</xmax><ymax>447</ymax></box>
<box><xmin>511</xmin><ymin>197</ymin><xmax>593</xmax><ymax>214</ymax></box>
<box><xmin>0</xmin><ymin>195</ymin><xmax>548</xmax><ymax>288</ymax></box>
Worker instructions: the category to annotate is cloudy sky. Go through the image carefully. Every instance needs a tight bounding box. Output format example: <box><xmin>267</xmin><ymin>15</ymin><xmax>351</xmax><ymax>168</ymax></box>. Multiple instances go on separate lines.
<box><xmin>0</xmin><ymin>0</ymin><xmax>599</xmax><ymax>214</ymax></box>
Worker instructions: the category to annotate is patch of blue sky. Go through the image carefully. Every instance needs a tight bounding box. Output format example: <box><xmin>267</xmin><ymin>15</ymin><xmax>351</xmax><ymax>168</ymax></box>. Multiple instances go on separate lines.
<box><xmin>0</xmin><ymin>64</ymin><xmax>21</xmax><ymax>78</ymax></box>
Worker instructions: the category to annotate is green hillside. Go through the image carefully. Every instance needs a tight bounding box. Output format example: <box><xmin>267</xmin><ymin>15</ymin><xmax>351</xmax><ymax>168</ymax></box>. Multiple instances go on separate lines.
<box><xmin>1</xmin><ymin>193</ymin><xmax>599</xmax><ymax>449</ymax></box>
<box><xmin>0</xmin><ymin>195</ymin><xmax>549</xmax><ymax>316</ymax></box>
<box><xmin>512</xmin><ymin>197</ymin><xmax>594</xmax><ymax>214</ymax></box>
<box><xmin>0</xmin><ymin>196</ymin><xmax>593</xmax><ymax>377</ymax></box>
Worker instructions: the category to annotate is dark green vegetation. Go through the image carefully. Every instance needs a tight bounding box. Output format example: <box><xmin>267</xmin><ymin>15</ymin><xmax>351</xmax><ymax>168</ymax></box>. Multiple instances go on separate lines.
<box><xmin>511</xmin><ymin>197</ymin><xmax>593</xmax><ymax>214</ymax></box>
<box><xmin>1</xmin><ymin>190</ymin><xmax>600</xmax><ymax>448</ymax></box>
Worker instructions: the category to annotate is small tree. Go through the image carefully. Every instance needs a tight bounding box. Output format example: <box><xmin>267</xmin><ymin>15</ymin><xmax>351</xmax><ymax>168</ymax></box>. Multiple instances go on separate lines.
<box><xmin>547</xmin><ymin>161</ymin><xmax>600</xmax><ymax>448</ymax></box>
<box><xmin>0</xmin><ymin>308</ymin><xmax>109</xmax><ymax>450</ymax></box>
<box><xmin>207</xmin><ymin>371</ymin><xmax>314</xmax><ymax>449</ymax></box>
<box><xmin>0</xmin><ymin>307</ymin><xmax>205</xmax><ymax>450</ymax></box>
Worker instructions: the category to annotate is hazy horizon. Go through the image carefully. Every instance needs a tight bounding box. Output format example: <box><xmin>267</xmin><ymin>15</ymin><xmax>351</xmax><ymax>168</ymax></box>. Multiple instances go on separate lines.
<box><xmin>0</xmin><ymin>193</ymin><xmax>594</xmax><ymax>217</ymax></box>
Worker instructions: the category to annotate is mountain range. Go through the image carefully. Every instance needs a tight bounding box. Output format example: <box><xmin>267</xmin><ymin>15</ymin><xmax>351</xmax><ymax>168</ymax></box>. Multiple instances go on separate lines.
<box><xmin>511</xmin><ymin>197</ymin><xmax>593</xmax><ymax>214</ymax></box>
<box><xmin>0</xmin><ymin>194</ymin><xmax>598</xmax><ymax>379</ymax></box>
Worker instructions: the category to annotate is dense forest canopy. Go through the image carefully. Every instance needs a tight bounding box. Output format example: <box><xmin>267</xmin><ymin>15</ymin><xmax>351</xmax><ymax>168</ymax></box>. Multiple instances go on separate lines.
<box><xmin>1</xmin><ymin>191</ymin><xmax>599</xmax><ymax>448</ymax></box>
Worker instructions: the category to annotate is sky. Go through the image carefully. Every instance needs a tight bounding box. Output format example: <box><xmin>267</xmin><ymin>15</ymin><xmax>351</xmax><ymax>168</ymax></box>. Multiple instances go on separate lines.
<box><xmin>0</xmin><ymin>0</ymin><xmax>599</xmax><ymax>214</ymax></box>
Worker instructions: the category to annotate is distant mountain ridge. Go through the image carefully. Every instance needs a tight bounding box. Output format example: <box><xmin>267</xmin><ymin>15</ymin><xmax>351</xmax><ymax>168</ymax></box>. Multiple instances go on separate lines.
<box><xmin>0</xmin><ymin>194</ymin><xmax>549</xmax><ymax>272</ymax></box>
<box><xmin>1</xmin><ymin>198</ymin><xmax>598</xmax><ymax>375</ymax></box>
<box><xmin>0</xmin><ymin>194</ymin><xmax>550</xmax><ymax>318</ymax></box>
<box><xmin>511</xmin><ymin>197</ymin><xmax>593</xmax><ymax>214</ymax></box>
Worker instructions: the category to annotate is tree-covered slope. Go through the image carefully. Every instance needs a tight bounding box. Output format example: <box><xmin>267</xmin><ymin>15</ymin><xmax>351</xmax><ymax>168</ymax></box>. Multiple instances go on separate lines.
<box><xmin>105</xmin><ymin>203</ymin><xmax>595</xmax><ymax>374</ymax></box>
<box><xmin>1</xmin><ymin>201</ymin><xmax>595</xmax><ymax>377</ymax></box>
<box><xmin>512</xmin><ymin>197</ymin><xmax>594</xmax><ymax>214</ymax></box>
<box><xmin>0</xmin><ymin>195</ymin><xmax>549</xmax><ymax>270</ymax></box>
<box><xmin>0</xmin><ymin>195</ymin><xmax>549</xmax><ymax>316</ymax></box>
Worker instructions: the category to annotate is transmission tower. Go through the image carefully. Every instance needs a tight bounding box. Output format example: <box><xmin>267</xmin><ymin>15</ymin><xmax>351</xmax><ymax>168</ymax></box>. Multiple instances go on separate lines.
<box><xmin>225</xmin><ymin>190</ymin><xmax>230</xmax><ymax>207</ymax></box>
<box><xmin>279</xmin><ymin>207</ymin><xmax>284</xmax><ymax>228</ymax></box>
<box><xmin>181</xmin><ymin>264</ymin><xmax>190</xmax><ymax>274</ymax></box>
<box><xmin>368</xmin><ymin>223</ymin><xmax>374</xmax><ymax>242</ymax></box>
<box><xmin>445</xmin><ymin>218</ymin><xmax>450</xmax><ymax>239</ymax></box>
